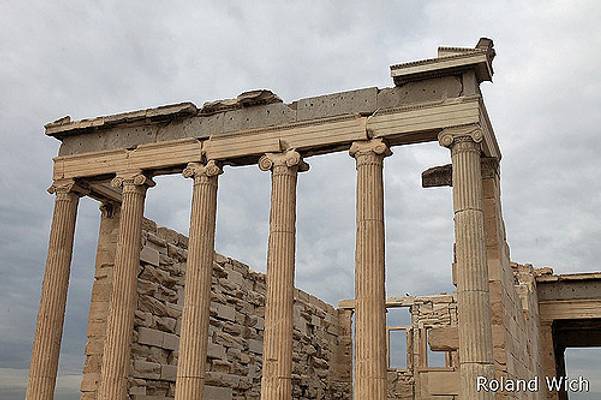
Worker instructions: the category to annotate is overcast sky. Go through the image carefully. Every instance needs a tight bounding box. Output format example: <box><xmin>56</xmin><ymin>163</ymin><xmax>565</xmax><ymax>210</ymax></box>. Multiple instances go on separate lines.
<box><xmin>1</xmin><ymin>1</ymin><xmax>600</xmax><ymax>399</ymax></box>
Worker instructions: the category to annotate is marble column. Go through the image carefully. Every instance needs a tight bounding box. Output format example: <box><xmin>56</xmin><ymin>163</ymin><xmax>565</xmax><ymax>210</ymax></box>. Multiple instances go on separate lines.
<box><xmin>258</xmin><ymin>150</ymin><xmax>308</xmax><ymax>400</ymax></box>
<box><xmin>350</xmin><ymin>139</ymin><xmax>391</xmax><ymax>400</ymax></box>
<box><xmin>98</xmin><ymin>172</ymin><xmax>154</xmax><ymax>400</ymax></box>
<box><xmin>175</xmin><ymin>161</ymin><xmax>222</xmax><ymax>400</ymax></box>
<box><xmin>439</xmin><ymin>127</ymin><xmax>495</xmax><ymax>400</ymax></box>
<box><xmin>26</xmin><ymin>179</ymin><xmax>87</xmax><ymax>400</ymax></box>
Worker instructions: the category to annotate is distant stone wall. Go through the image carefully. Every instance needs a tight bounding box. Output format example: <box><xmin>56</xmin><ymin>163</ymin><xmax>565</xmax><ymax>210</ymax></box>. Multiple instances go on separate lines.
<box><xmin>386</xmin><ymin>294</ymin><xmax>458</xmax><ymax>400</ymax></box>
<box><xmin>81</xmin><ymin>211</ymin><xmax>351</xmax><ymax>400</ymax></box>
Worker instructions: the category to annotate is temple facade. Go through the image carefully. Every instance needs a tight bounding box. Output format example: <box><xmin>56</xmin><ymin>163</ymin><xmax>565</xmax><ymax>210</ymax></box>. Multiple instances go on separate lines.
<box><xmin>27</xmin><ymin>38</ymin><xmax>600</xmax><ymax>400</ymax></box>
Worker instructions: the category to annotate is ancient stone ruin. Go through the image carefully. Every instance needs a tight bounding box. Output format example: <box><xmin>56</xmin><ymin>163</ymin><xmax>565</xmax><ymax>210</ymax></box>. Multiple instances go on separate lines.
<box><xmin>27</xmin><ymin>38</ymin><xmax>601</xmax><ymax>400</ymax></box>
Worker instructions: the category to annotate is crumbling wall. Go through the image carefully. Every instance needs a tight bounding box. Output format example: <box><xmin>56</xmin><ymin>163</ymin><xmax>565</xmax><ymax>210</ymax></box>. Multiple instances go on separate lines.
<box><xmin>81</xmin><ymin>211</ymin><xmax>350</xmax><ymax>400</ymax></box>
<box><xmin>383</xmin><ymin>294</ymin><xmax>458</xmax><ymax>400</ymax></box>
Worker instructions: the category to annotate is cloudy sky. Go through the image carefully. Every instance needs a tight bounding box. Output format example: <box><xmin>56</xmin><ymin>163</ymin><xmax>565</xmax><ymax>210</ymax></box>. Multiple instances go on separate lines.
<box><xmin>1</xmin><ymin>1</ymin><xmax>600</xmax><ymax>398</ymax></box>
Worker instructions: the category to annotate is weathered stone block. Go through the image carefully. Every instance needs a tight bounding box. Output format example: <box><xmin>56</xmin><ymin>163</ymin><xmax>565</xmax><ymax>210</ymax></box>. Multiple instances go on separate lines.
<box><xmin>207</xmin><ymin>342</ymin><xmax>226</xmax><ymax>359</ymax></box>
<box><xmin>160</xmin><ymin>364</ymin><xmax>177</xmax><ymax>382</ymax></box>
<box><xmin>133</xmin><ymin>360</ymin><xmax>161</xmax><ymax>380</ymax></box>
<box><xmin>138</xmin><ymin>327</ymin><xmax>164</xmax><ymax>347</ymax></box>
<box><xmin>163</xmin><ymin>332</ymin><xmax>179</xmax><ymax>350</ymax></box>
<box><xmin>140</xmin><ymin>246</ymin><xmax>160</xmax><ymax>266</ymax></box>
<box><xmin>247</xmin><ymin>339</ymin><xmax>263</xmax><ymax>354</ymax></box>
<box><xmin>204</xmin><ymin>385</ymin><xmax>233</xmax><ymax>400</ymax></box>
<box><xmin>215</xmin><ymin>303</ymin><xmax>236</xmax><ymax>322</ymax></box>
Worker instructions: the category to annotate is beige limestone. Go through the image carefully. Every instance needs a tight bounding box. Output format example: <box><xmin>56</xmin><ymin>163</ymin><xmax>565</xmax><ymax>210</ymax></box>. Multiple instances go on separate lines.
<box><xmin>350</xmin><ymin>139</ymin><xmax>391</xmax><ymax>400</ymax></box>
<box><xmin>26</xmin><ymin>179</ymin><xmax>87</xmax><ymax>400</ymax></box>
<box><xmin>258</xmin><ymin>150</ymin><xmax>308</xmax><ymax>400</ymax></box>
<box><xmin>439</xmin><ymin>127</ymin><xmax>495</xmax><ymax>399</ymax></box>
<box><xmin>175</xmin><ymin>160</ymin><xmax>222</xmax><ymax>400</ymax></box>
<box><xmin>80</xmin><ymin>203</ymin><xmax>120</xmax><ymax>398</ymax></box>
<box><xmin>36</xmin><ymin>38</ymin><xmax>601</xmax><ymax>400</ymax></box>
<box><xmin>98</xmin><ymin>172</ymin><xmax>154</xmax><ymax>400</ymax></box>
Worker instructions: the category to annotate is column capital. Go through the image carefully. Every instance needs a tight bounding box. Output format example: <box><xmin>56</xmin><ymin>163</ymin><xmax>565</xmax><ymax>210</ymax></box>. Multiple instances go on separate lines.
<box><xmin>182</xmin><ymin>160</ymin><xmax>223</xmax><ymax>180</ymax></box>
<box><xmin>349</xmin><ymin>138</ymin><xmax>392</xmax><ymax>159</ymax></box>
<box><xmin>258</xmin><ymin>149</ymin><xmax>309</xmax><ymax>173</ymax></box>
<box><xmin>110</xmin><ymin>171</ymin><xmax>155</xmax><ymax>190</ymax></box>
<box><xmin>438</xmin><ymin>124</ymin><xmax>484</xmax><ymax>148</ymax></box>
<box><xmin>47</xmin><ymin>178</ymin><xmax>89</xmax><ymax>197</ymax></box>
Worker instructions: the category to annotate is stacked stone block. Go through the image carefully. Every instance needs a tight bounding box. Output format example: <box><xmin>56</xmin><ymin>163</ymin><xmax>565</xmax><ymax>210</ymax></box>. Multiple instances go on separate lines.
<box><xmin>81</xmin><ymin>218</ymin><xmax>350</xmax><ymax>400</ymax></box>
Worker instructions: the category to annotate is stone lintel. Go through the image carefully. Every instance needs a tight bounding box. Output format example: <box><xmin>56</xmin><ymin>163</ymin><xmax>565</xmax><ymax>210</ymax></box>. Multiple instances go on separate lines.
<box><xmin>537</xmin><ymin>278</ymin><xmax>601</xmax><ymax>302</ymax></box>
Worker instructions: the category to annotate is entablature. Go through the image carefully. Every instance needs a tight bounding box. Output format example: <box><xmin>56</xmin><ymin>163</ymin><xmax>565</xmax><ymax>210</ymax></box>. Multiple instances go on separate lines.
<box><xmin>47</xmin><ymin>38</ymin><xmax>501</xmax><ymax>203</ymax></box>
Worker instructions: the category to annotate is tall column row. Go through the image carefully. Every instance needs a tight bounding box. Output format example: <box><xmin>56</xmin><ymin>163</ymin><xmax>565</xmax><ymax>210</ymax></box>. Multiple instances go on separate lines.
<box><xmin>29</xmin><ymin>133</ymin><xmax>496</xmax><ymax>400</ymax></box>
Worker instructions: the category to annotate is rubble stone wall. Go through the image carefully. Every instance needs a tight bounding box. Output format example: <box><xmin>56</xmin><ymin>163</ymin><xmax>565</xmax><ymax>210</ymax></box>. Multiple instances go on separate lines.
<box><xmin>81</xmin><ymin>212</ymin><xmax>351</xmax><ymax>400</ymax></box>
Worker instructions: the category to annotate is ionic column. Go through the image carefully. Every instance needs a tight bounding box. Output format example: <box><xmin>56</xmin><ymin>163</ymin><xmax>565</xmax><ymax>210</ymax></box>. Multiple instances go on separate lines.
<box><xmin>350</xmin><ymin>139</ymin><xmax>391</xmax><ymax>400</ymax></box>
<box><xmin>258</xmin><ymin>150</ymin><xmax>308</xmax><ymax>400</ymax></box>
<box><xmin>439</xmin><ymin>127</ymin><xmax>494</xmax><ymax>400</ymax></box>
<box><xmin>26</xmin><ymin>179</ymin><xmax>87</xmax><ymax>400</ymax></box>
<box><xmin>98</xmin><ymin>171</ymin><xmax>154</xmax><ymax>400</ymax></box>
<box><xmin>175</xmin><ymin>161</ymin><xmax>222</xmax><ymax>400</ymax></box>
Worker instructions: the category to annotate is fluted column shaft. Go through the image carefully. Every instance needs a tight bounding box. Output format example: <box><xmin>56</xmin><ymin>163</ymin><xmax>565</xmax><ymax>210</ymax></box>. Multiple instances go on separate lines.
<box><xmin>259</xmin><ymin>150</ymin><xmax>308</xmax><ymax>400</ymax></box>
<box><xmin>440</xmin><ymin>129</ymin><xmax>494</xmax><ymax>400</ymax></box>
<box><xmin>98</xmin><ymin>172</ymin><xmax>154</xmax><ymax>400</ymax></box>
<box><xmin>26</xmin><ymin>180</ymin><xmax>86</xmax><ymax>400</ymax></box>
<box><xmin>175</xmin><ymin>161</ymin><xmax>222</xmax><ymax>400</ymax></box>
<box><xmin>350</xmin><ymin>139</ymin><xmax>391</xmax><ymax>400</ymax></box>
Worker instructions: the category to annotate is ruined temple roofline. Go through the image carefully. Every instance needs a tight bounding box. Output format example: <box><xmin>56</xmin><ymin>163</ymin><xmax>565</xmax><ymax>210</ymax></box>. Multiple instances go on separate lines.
<box><xmin>44</xmin><ymin>38</ymin><xmax>495</xmax><ymax>146</ymax></box>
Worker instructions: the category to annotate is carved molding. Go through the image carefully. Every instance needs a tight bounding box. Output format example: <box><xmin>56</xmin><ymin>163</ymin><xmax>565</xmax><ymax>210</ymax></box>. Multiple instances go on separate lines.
<box><xmin>437</xmin><ymin>124</ymin><xmax>484</xmax><ymax>148</ymax></box>
<box><xmin>110</xmin><ymin>171</ymin><xmax>155</xmax><ymax>190</ymax></box>
<box><xmin>349</xmin><ymin>138</ymin><xmax>392</xmax><ymax>159</ymax></box>
<box><xmin>47</xmin><ymin>178</ymin><xmax>89</xmax><ymax>197</ymax></box>
<box><xmin>182</xmin><ymin>160</ymin><xmax>223</xmax><ymax>181</ymax></box>
<box><xmin>258</xmin><ymin>149</ymin><xmax>309</xmax><ymax>173</ymax></box>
